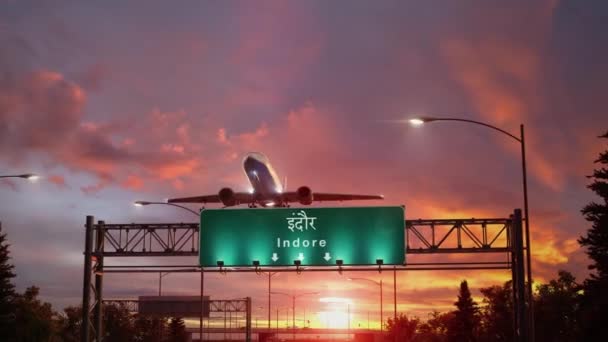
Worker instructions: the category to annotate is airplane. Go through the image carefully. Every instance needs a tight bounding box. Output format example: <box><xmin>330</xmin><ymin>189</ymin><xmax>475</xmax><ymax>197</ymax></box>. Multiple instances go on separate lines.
<box><xmin>167</xmin><ymin>152</ymin><xmax>384</xmax><ymax>207</ymax></box>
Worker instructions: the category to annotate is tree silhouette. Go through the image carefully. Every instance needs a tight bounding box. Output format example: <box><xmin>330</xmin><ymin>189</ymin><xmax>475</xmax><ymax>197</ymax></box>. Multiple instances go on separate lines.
<box><xmin>58</xmin><ymin>306</ymin><xmax>82</xmax><ymax>342</ymax></box>
<box><xmin>103</xmin><ymin>303</ymin><xmax>135</xmax><ymax>342</ymax></box>
<box><xmin>416</xmin><ymin>310</ymin><xmax>451</xmax><ymax>342</ymax></box>
<box><xmin>134</xmin><ymin>314</ymin><xmax>168</xmax><ymax>342</ymax></box>
<box><xmin>578</xmin><ymin>131</ymin><xmax>608</xmax><ymax>340</ymax></box>
<box><xmin>13</xmin><ymin>286</ymin><xmax>60</xmax><ymax>341</ymax></box>
<box><xmin>534</xmin><ymin>270</ymin><xmax>581</xmax><ymax>342</ymax></box>
<box><xmin>479</xmin><ymin>281</ymin><xmax>513</xmax><ymax>341</ymax></box>
<box><xmin>0</xmin><ymin>223</ymin><xmax>17</xmax><ymax>340</ymax></box>
<box><xmin>447</xmin><ymin>280</ymin><xmax>479</xmax><ymax>342</ymax></box>
<box><xmin>386</xmin><ymin>313</ymin><xmax>419</xmax><ymax>341</ymax></box>
<box><xmin>165</xmin><ymin>317</ymin><xmax>188</xmax><ymax>342</ymax></box>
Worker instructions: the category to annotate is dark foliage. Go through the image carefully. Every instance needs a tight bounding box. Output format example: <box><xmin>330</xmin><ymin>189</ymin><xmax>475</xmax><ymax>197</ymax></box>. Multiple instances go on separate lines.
<box><xmin>479</xmin><ymin>281</ymin><xmax>513</xmax><ymax>341</ymax></box>
<box><xmin>165</xmin><ymin>317</ymin><xmax>187</xmax><ymax>342</ymax></box>
<box><xmin>416</xmin><ymin>310</ymin><xmax>451</xmax><ymax>342</ymax></box>
<box><xmin>386</xmin><ymin>313</ymin><xmax>419</xmax><ymax>341</ymax></box>
<box><xmin>58</xmin><ymin>306</ymin><xmax>82</xmax><ymax>342</ymax></box>
<box><xmin>133</xmin><ymin>314</ymin><xmax>167</xmax><ymax>342</ymax></box>
<box><xmin>447</xmin><ymin>280</ymin><xmax>479</xmax><ymax>342</ymax></box>
<box><xmin>534</xmin><ymin>270</ymin><xmax>581</xmax><ymax>342</ymax></box>
<box><xmin>13</xmin><ymin>286</ymin><xmax>60</xmax><ymax>341</ymax></box>
<box><xmin>0</xmin><ymin>223</ymin><xmax>17</xmax><ymax>339</ymax></box>
<box><xmin>578</xmin><ymin>131</ymin><xmax>608</xmax><ymax>341</ymax></box>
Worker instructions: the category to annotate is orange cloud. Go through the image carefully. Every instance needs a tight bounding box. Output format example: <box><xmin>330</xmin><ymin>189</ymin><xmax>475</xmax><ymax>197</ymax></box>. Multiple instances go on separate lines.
<box><xmin>47</xmin><ymin>175</ymin><xmax>68</xmax><ymax>188</ymax></box>
<box><xmin>122</xmin><ymin>175</ymin><xmax>144</xmax><ymax>190</ymax></box>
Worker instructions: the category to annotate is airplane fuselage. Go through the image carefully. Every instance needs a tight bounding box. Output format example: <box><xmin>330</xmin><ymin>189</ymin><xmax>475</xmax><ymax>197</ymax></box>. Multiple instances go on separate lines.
<box><xmin>242</xmin><ymin>153</ymin><xmax>283</xmax><ymax>206</ymax></box>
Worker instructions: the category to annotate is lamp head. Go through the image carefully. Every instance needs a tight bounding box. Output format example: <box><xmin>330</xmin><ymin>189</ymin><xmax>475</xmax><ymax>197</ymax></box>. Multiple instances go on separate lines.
<box><xmin>217</xmin><ymin>260</ymin><xmax>224</xmax><ymax>267</ymax></box>
<box><xmin>409</xmin><ymin>117</ymin><xmax>437</xmax><ymax>126</ymax></box>
<box><xmin>20</xmin><ymin>173</ymin><xmax>39</xmax><ymax>181</ymax></box>
<box><xmin>252</xmin><ymin>260</ymin><xmax>260</xmax><ymax>267</ymax></box>
<box><xmin>134</xmin><ymin>201</ymin><xmax>150</xmax><ymax>207</ymax></box>
<box><xmin>294</xmin><ymin>260</ymin><xmax>302</xmax><ymax>266</ymax></box>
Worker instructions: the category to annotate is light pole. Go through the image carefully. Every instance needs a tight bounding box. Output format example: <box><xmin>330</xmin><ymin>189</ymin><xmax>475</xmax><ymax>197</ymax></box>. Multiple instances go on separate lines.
<box><xmin>261</xmin><ymin>272</ymin><xmax>280</xmax><ymax>330</ymax></box>
<box><xmin>409</xmin><ymin>116</ymin><xmax>534</xmax><ymax>339</ymax></box>
<box><xmin>271</xmin><ymin>291</ymin><xmax>319</xmax><ymax>340</ymax></box>
<box><xmin>158</xmin><ymin>272</ymin><xmax>170</xmax><ymax>296</ymax></box>
<box><xmin>0</xmin><ymin>173</ymin><xmax>38</xmax><ymax>180</ymax></box>
<box><xmin>348</xmin><ymin>278</ymin><xmax>383</xmax><ymax>332</ymax></box>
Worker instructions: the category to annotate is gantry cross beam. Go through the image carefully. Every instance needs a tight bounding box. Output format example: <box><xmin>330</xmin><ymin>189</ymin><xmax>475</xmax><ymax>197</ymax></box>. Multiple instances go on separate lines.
<box><xmin>93</xmin><ymin>218</ymin><xmax>512</xmax><ymax>258</ymax></box>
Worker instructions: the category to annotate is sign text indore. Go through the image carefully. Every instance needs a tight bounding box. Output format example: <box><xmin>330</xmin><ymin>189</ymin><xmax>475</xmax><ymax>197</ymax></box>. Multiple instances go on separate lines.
<box><xmin>199</xmin><ymin>206</ymin><xmax>405</xmax><ymax>267</ymax></box>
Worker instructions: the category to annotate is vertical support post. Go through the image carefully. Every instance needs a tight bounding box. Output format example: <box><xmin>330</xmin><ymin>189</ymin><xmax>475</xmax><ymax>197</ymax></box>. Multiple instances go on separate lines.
<box><xmin>268</xmin><ymin>272</ymin><xmax>271</xmax><ymax>330</ymax></box>
<box><xmin>520</xmin><ymin>124</ymin><xmax>535</xmax><ymax>341</ymax></box>
<box><xmin>380</xmin><ymin>280</ymin><xmax>383</xmax><ymax>333</ymax></box>
<box><xmin>292</xmin><ymin>296</ymin><xmax>296</xmax><ymax>340</ymax></box>
<box><xmin>81</xmin><ymin>215</ymin><xmax>94</xmax><ymax>342</ymax></box>
<box><xmin>276</xmin><ymin>308</ymin><xmax>279</xmax><ymax>334</ymax></box>
<box><xmin>94</xmin><ymin>220</ymin><xmax>105</xmax><ymax>341</ymax></box>
<box><xmin>512</xmin><ymin>209</ymin><xmax>528</xmax><ymax>341</ymax></box>
<box><xmin>393</xmin><ymin>266</ymin><xmax>397</xmax><ymax>322</ymax></box>
<box><xmin>224</xmin><ymin>302</ymin><xmax>227</xmax><ymax>341</ymax></box>
<box><xmin>200</xmin><ymin>269</ymin><xmax>204</xmax><ymax>342</ymax></box>
<box><xmin>509</xmin><ymin>215</ymin><xmax>518</xmax><ymax>340</ymax></box>
<box><xmin>246</xmin><ymin>297</ymin><xmax>252</xmax><ymax>342</ymax></box>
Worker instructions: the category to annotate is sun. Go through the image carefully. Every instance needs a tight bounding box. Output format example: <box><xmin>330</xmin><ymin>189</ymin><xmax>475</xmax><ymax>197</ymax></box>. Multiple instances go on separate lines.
<box><xmin>318</xmin><ymin>297</ymin><xmax>353</xmax><ymax>329</ymax></box>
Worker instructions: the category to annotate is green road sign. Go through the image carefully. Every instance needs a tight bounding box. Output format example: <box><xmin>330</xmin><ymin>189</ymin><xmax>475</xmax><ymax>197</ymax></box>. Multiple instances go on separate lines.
<box><xmin>199</xmin><ymin>206</ymin><xmax>405</xmax><ymax>267</ymax></box>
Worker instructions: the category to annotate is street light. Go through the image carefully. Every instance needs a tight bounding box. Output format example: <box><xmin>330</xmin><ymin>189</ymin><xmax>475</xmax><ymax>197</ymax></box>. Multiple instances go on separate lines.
<box><xmin>271</xmin><ymin>291</ymin><xmax>319</xmax><ymax>340</ymax></box>
<box><xmin>260</xmin><ymin>271</ymin><xmax>280</xmax><ymax>330</ymax></box>
<box><xmin>158</xmin><ymin>272</ymin><xmax>170</xmax><ymax>296</ymax></box>
<box><xmin>0</xmin><ymin>173</ymin><xmax>39</xmax><ymax>181</ymax></box>
<box><xmin>348</xmin><ymin>277</ymin><xmax>384</xmax><ymax>332</ymax></box>
<box><xmin>409</xmin><ymin>116</ymin><xmax>534</xmax><ymax>339</ymax></box>
<box><xmin>133</xmin><ymin>200</ymin><xmax>200</xmax><ymax>217</ymax></box>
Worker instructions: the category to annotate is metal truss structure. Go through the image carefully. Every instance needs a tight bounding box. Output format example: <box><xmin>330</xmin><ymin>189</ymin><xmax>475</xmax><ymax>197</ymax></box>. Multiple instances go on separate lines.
<box><xmin>81</xmin><ymin>209</ymin><xmax>528</xmax><ymax>341</ymax></box>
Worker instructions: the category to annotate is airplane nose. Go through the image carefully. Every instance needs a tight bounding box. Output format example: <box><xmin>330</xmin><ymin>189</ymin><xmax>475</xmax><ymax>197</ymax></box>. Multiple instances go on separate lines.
<box><xmin>243</xmin><ymin>156</ymin><xmax>256</xmax><ymax>169</ymax></box>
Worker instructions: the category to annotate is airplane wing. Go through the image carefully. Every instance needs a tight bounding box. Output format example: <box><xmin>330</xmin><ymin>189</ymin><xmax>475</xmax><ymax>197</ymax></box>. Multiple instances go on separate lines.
<box><xmin>167</xmin><ymin>193</ymin><xmax>255</xmax><ymax>204</ymax></box>
<box><xmin>167</xmin><ymin>195</ymin><xmax>221</xmax><ymax>204</ymax></box>
<box><xmin>282</xmin><ymin>192</ymin><xmax>384</xmax><ymax>203</ymax></box>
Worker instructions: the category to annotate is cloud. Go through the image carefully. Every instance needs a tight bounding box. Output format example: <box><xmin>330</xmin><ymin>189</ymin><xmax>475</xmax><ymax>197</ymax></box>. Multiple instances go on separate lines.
<box><xmin>47</xmin><ymin>175</ymin><xmax>68</xmax><ymax>188</ymax></box>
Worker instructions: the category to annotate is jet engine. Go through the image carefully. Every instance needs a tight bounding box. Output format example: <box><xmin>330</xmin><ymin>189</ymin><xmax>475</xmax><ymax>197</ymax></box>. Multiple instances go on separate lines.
<box><xmin>296</xmin><ymin>186</ymin><xmax>313</xmax><ymax>205</ymax></box>
<box><xmin>218</xmin><ymin>187</ymin><xmax>237</xmax><ymax>206</ymax></box>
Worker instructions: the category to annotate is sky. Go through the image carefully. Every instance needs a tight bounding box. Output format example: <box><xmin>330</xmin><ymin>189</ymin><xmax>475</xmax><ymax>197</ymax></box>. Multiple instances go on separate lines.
<box><xmin>1</xmin><ymin>0</ymin><xmax>607</xmax><ymax>329</ymax></box>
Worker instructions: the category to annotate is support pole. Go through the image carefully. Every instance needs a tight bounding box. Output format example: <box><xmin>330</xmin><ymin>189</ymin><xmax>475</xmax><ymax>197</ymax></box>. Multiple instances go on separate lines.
<box><xmin>292</xmin><ymin>296</ymin><xmax>296</xmax><ymax>340</ymax></box>
<box><xmin>81</xmin><ymin>215</ymin><xmax>94</xmax><ymax>342</ymax></box>
<box><xmin>94</xmin><ymin>220</ymin><xmax>105</xmax><ymax>341</ymax></box>
<box><xmin>393</xmin><ymin>266</ymin><xmax>397</xmax><ymax>322</ymax></box>
<box><xmin>512</xmin><ymin>209</ymin><xmax>528</xmax><ymax>341</ymax></box>
<box><xmin>246</xmin><ymin>297</ymin><xmax>252</xmax><ymax>342</ymax></box>
<box><xmin>268</xmin><ymin>272</ymin><xmax>271</xmax><ymax>330</ymax></box>
<box><xmin>380</xmin><ymin>280</ymin><xmax>383</xmax><ymax>333</ymax></box>
<box><xmin>510</xmin><ymin>215</ymin><xmax>518</xmax><ymax>341</ymax></box>
<box><xmin>520</xmin><ymin>124</ymin><xmax>535</xmax><ymax>341</ymax></box>
<box><xmin>276</xmin><ymin>308</ymin><xmax>279</xmax><ymax>334</ymax></box>
<box><xmin>200</xmin><ymin>269</ymin><xmax>204</xmax><ymax>342</ymax></box>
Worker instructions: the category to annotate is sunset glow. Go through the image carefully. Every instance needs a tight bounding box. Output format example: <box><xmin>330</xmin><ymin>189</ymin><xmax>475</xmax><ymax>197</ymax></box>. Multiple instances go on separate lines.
<box><xmin>0</xmin><ymin>2</ymin><xmax>604</xmax><ymax>338</ymax></box>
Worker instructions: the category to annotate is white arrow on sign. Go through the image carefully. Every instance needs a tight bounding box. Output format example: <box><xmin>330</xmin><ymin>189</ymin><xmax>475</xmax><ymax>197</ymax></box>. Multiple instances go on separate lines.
<box><xmin>271</xmin><ymin>253</ymin><xmax>279</xmax><ymax>262</ymax></box>
<box><xmin>298</xmin><ymin>253</ymin><xmax>305</xmax><ymax>261</ymax></box>
<box><xmin>323</xmin><ymin>252</ymin><xmax>331</xmax><ymax>261</ymax></box>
